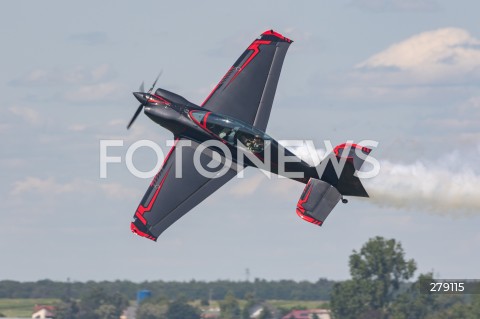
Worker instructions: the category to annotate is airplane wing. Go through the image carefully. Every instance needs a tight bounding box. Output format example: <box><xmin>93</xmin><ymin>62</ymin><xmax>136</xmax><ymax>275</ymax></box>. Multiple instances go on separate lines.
<box><xmin>131</xmin><ymin>30</ymin><xmax>292</xmax><ymax>240</ymax></box>
<box><xmin>202</xmin><ymin>30</ymin><xmax>292</xmax><ymax>131</ymax></box>
<box><xmin>131</xmin><ymin>139</ymin><xmax>237</xmax><ymax>241</ymax></box>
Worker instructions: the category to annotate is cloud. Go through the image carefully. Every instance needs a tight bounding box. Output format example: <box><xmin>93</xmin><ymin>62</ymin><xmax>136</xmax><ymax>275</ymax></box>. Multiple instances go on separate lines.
<box><xmin>458</xmin><ymin>96</ymin><xmax>480</xmax><ymax>113</ymax></box>
<box><xmin>63</xmin><ymin>82</ymin><xmax>124</xmax><ymax>102</ymax></box>
<box><xmin>229</xmin><ymin>173</ymin><xmax>265</xmax><ymax>197</ymax></box>
<box><xmin>425</xmin><ymin>118</ymin><xmax>480</xmax><ymax>130</ymax></box>
<box><xmin>107</xmin><ymin>119</ymin><xmax>126</xmax><ymax>127</ymax></box>
<box><xmin>67</xmin><ymin>32</ymin><xmax>109</xmax><ymax>46</ymax></box>
<box><xmin>9</xmin><ymin>106</ymin><xmax>43</xmax><ymax>125</ymax></box>
<box><xmin>355</xmin><ymin>28</ymin><xmax>480</xmax><ymax>86</ymax></box>
<box><xmin>67</xmin><ymin>124</ymin><xmax>88</xmax><ymax>132</ymax></box>
<box><xmin>0</xmin><ymin>123</ymin><xmax>10</xmax><ymax>132</ymax></box>
<box><xmin>10</xmin><ymin>64</ymin><xmax>116</xmax><ymax>87</ymax></box>
<box><xmin>11</xmin><ymin>177</ymin><xmax>138</xmax><ymax>199</ymax></box>
<box><xmin>351</xmin><ymin>0</ymin><xmax>439</xmax><ymax>12</ymax></box>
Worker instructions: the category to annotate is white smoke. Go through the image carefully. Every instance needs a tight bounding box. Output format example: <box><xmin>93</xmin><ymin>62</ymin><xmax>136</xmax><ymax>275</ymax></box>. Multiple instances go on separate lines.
<box><xmin>363</xmin><ymin>159</ymin><xmax>480</xmax><ymax>214</ymax></box>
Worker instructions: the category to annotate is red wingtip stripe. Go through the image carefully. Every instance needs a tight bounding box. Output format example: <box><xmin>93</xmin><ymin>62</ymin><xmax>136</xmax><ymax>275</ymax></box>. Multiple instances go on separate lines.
<box><xmin>334</xmin><ymin>143</ymin><xmax>372</xmax><ymax>158</ymax></box>
<box><xmin>261</xmin><ymin>29</ymin><xmax>293</xmax><ymax>43</ymax></box>
<box><xmin>131</xmin><ymin>222</ymin><xmax>157</xmax><ymax>241</ymax></box>
<box><xmin>296</xmin><ymin>180</ymin><xmax>323</xmax><ymax>227</ymax></box>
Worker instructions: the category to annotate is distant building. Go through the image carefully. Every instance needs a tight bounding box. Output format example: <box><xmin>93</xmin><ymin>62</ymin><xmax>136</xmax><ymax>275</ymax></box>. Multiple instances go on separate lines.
<box><xmin>32</xmin><ymin>305</ymin><xmax>55</xmax><ymax>319</ymax></box>
<box><xmin>249</xmin><ymin>305</ymin><xmax>264</xmax><ymax>319</ymax></box>
<box><xmin>121</xmin><ymin>305</ymin><xmax>137</xmax><ymax>319</ymax></box>
<box><xmin>281</xmin><ymin>309</ymin><xmax>331</xmax><ymax>319</ymax></box>
<box><xmin>201</xmin><ymin>307</ymin><xmax>220</xmax><ymax>319</ymax></box>
<box><xmin>136</xmin><ymin>290</ymin><xmax>152</xmax><ymax>304</ymax></box>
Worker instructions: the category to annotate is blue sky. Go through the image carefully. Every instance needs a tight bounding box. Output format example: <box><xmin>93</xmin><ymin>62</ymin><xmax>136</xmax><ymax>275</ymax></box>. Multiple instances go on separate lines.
<box><xmin>1</xmin><ymin>0</ymin><xmax>479</xmax><ymax>282</ymax></box>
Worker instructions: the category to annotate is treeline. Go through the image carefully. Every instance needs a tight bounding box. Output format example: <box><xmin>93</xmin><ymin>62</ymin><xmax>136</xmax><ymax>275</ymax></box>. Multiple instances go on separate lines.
<box><xmin>0</xmin><ymin>278</ymin><xmax>334</xmax><ymax>301</ymax></box>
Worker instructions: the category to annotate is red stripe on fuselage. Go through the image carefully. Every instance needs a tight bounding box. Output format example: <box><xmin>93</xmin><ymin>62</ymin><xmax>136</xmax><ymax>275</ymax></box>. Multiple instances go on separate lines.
<box><xmin>152</xmin><ymin>94</ymin><xmax>172</xmax><ymax>106</ymax></box>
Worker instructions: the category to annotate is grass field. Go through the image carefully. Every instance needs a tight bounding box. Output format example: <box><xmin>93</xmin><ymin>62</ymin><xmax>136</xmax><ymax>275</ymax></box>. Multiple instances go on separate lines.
<box><xmin>0</xmin><ymin>299</ymin><xmax>59</xmax><ymax>317</ymax></box>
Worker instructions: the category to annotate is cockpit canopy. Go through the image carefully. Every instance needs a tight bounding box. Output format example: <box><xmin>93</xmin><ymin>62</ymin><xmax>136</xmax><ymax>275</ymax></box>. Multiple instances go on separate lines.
<box><xmin>189</xmin><ymin>110</ymin><xmax>271</xmax><ymax>153</ymax></box>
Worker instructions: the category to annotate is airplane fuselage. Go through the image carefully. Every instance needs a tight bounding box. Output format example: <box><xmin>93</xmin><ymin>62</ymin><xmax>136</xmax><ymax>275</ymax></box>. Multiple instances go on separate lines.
<box><xmin>135</xmin><ymin>89</ymin><xmax>323</xmax><ymax>184</ymax></box>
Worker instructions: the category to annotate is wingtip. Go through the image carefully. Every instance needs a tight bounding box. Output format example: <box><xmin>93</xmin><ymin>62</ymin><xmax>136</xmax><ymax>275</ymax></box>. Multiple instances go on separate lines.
<box><xmin>131</xmin><ymin>221</ymin><xmax>158</xmax><ymax>242</ymax></box>
<box><xmin>261</xmin><ymin>29</ymin><xmax>293</xmax><ymax>43</ymax></box>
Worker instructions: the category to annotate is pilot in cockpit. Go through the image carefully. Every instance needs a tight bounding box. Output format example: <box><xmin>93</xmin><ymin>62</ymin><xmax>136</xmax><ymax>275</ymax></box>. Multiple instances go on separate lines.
<box><xmin>250</xmin><ymin>135</ymin><xmax>264</xmax><ymax>153</ymax></box>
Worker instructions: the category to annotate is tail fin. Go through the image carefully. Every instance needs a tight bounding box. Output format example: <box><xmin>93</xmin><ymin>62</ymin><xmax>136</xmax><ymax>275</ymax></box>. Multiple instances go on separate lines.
<box><xmin>318</xmin><ymin>143</ymin><xmax>372</xmax><ymax>198</ymax></box>
<box><xmin>296</xmin><ymin>143</ymin><xmax>372</xmax><ymax>227</ymax></box>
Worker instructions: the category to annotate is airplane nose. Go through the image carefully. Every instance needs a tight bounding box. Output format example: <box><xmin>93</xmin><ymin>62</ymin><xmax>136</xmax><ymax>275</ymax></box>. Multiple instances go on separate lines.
<box><xmin>133</xmin><ymin>92</ymin><xmax>146</xmax><ymax>103</ymax></box>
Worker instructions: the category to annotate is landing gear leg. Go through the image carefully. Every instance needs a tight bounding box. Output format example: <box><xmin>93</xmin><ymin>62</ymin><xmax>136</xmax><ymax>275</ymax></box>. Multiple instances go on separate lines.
<box><xmin>341</xmin><ymin>197</ymin><xmax>348</xmax><ymax>204</ymax></box>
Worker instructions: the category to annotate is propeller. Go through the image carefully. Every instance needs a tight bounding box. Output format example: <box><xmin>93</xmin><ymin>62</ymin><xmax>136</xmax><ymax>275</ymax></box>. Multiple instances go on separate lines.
<box><xmin>127</xmin><ymin>103</ymin><xmax>144</xmax><ymax>129</ymax></box>
<box><xmin>147</xmin><ymin>70</ymin><xmax>162</xmax><ymax>94</ymax></box>
<box><xmin>127</xmin><ymin>71</ymin><xmax>162</xmax><ymax>130</ymax></box>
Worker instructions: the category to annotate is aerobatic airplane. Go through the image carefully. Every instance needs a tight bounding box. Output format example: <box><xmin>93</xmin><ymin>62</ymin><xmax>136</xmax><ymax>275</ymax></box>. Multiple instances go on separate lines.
<box><xmin>127</xmin><ymin>30</ymin><xmax>372</xmax><ymax>241</ymax></box>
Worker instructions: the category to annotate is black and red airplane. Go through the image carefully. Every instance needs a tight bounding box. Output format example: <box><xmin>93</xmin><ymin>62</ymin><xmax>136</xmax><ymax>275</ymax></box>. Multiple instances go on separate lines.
<box><xmin>127</xmin><ymin>30</ymin><xmax>372</xmax><ymax>241</ymax></box>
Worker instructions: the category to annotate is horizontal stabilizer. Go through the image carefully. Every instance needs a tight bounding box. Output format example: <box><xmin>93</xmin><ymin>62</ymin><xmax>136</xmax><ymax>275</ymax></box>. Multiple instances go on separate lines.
<box><xmin>296</xmin><ymin>178</ymin><xmax>341</xmax><ymax>226</ymax></box>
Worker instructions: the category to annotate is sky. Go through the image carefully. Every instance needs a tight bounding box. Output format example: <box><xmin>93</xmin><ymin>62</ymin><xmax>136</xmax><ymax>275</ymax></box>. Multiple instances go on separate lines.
<box><xmin>1</xmin><ymin>0</ymin><xmax>480</xmax><ymax>283</ymax></box>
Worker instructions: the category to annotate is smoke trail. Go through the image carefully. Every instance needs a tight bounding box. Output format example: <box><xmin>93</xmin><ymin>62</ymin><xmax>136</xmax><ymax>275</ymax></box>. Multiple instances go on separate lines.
<box><xmin>362</xmin><ymin>159</ymin><xmax>480</xmax><ymax>213</ymax></box>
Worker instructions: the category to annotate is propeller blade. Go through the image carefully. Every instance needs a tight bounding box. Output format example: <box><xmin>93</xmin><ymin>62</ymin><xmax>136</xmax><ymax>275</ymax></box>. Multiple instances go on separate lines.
<box><xmin>147</xmin><ymin>70</ymin><xmax>163</xmax><ymax>94</ymax></box>
<box><xmin>128</xmin><ymin>72</ymin><xmax>162</xmax><ymax>130</ymax></box>
<box><xmin>127</xmin><ymin>104</ymin><xmax>144</xmax><ymax>129</ymax></box>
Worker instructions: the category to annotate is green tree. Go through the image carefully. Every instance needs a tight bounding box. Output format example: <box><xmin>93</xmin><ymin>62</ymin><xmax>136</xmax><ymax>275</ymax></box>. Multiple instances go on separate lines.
<box><xmin>55</xmin><ymin>299</ymin><xmax>80</xmax><ymax>319</ymax></box>
<box><xmin>468</xmin><ymin>294</ymin><xmax>480</xmax><ymax>319</ymax></box>
<box><xmin>242</xmin><ymin>292</ymin><xmax>256</xmax><ymax>319</ymax></box>
<box><xmin>389</xmin><ymin>273</ymin><xmax>437</xmax><ymax>319</ymax></box>
<box><xmin>424</xmin><ymin>294</ymin><xmax>480</xmax><ymax>319</ymax></box>
<box><xmin>349</xmin><ymin>237</ymin><xmax>416</xmax><ymax>310</ymax></box>
<box><xmin>165</xmin><ymin>300</ymin><xmax>200</xmax><ymax>319</ymax></box>
<box><xmin>219</xmin><ymin>291</ymin><xmax>241</xmax><ymax>319</ymax></box>
<box><xmin>56</xmin><ymin>287</ymin><xmax>129</xmax><ymax>319</ymax></box>
<box><xmin>330</xmin><ymin>279</ymin><xmax>372</xmax><ymax>319</ymax></box>
<box><xmin>136</xmin><ymin>303</ymin><xmax>166</xmax><ymax>319</ymax></box>
<box><xmin>331</xmin><ymin>236</ymin><xmax>416</xmax><ymax>319</ymax></box>
<box><xmin>94</xmin><ymin>304</ymin><xmax>117</xmax><ymax>319</ymax></box>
